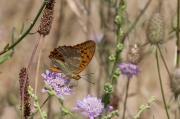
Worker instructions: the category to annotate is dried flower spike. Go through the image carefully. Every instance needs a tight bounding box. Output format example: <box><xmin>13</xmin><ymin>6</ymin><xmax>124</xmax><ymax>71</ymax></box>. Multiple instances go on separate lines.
<box><xmin>127</xmin><ymin>44</ymin><xmax>141</xmax><ymax>64</ymax></box>
<box><xmin>41</xmin><ymin>70</ymin><xmax>74</xmax><ymax>99</ymax></box>
<box><xmin>19</xmin><ymin>68</ymin><xmax>31</xmax><ymax>118</ymax></box>
<box><xmin>147</xmin><ymin>13</ymin><xmax>164</xmax><ymax>44</ymax></box>
<box><xmin>170</xmin><ymin>68</ymin><xmax>180</xmax><ymax>99</ymax></box>
<box><xmin>37</xmin><ymin>0</ymin><xmax>55</xmax><ymax>36</ymax></box>
<box><xmin>72</xmin><ymin>94</ymin><xmax>113</xmax><ymax>119</ymax></box>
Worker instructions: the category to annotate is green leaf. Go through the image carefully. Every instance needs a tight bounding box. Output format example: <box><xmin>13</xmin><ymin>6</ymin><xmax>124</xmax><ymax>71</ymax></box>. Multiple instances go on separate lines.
<box><xmin>3</xmin><ymin>44</ymin><xmax>9</xmax><ymax>51</ymax></box>
<box><xmin>0</xmin><ymin>54</ymin><xmax>11</xmax><ymax>64</ymax></box>
<box><xmin>20</xmin><ymin>22</ymin><xmax>24</xmax><ymax>35</ymax></box>
<box><xmin>153</xmin><ymin>46</ymin><xmax>157</xmax><ymax>58</ymax></box>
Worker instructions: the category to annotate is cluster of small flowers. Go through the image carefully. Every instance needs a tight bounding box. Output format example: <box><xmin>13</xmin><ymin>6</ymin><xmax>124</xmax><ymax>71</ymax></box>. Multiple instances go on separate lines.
<box><xmin>118</xmin><ymin>62</ymin><xmax>140</xmax><ymax>78</ymax></box>
<box><xmin>41</xmin><ymin>70</ymin><xmax>112</xmax><ymax>119</ymax></box>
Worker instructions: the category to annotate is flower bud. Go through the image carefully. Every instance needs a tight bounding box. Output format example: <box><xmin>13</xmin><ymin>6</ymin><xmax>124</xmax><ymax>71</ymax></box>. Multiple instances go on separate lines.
<box><xmin>109</xmin><ymin>54</ymin><xmax>116</xmax><ymax>62</ymax></box>
<box><xmin>170</xmin><ymin>68</ymin><xmax>180</xmax><ymax>99</ymax></box>
<box><xmin>104</xmin><ymin>83</ymin><xmax>114</xmax><ymax>94</ymax></box>
<box><xmin>116</xmin><ymin>43</ymin><xmax>123</xmax><ymax>52</ymax></box>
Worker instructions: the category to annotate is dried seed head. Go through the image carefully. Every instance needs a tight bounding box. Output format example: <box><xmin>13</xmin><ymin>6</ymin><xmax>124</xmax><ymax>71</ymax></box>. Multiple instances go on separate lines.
<box><xmin>127</xmin><ymin>44</ymin><xmax>141</xmax><ymax>64</ymax></box>
<box><xmin>170</xmin><ymin>68</ymin><xmax>180</xmax><ymax>99</ymax></box>
<box><xmin>19</xmin><ymin>68</ymin><xmax>31</xmax><ymax>118</ymax></box>
<box><xmin>147</xmin><ymin>13</ymin><xmax>164</xmax><ymax>44</ymax></box>
<box><xmin>37</xmin><ymin>0</ymin><xmax>55</xmax><ymax>36</ymax></box>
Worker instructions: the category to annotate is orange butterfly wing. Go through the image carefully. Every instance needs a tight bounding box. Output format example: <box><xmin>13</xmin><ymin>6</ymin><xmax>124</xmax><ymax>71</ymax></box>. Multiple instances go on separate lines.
<box><xmin>49</xmin><ymin>47</ymin><xmax>64</xmax><ymax>72</ymax></box>
<box><xmin>49</xmin><ymin>40</ymin><xmax>96</xmax><ymax>74</ymax></box>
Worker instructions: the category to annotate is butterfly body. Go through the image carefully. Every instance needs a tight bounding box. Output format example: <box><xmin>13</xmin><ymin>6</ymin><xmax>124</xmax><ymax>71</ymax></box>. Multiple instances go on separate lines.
<box><xmin>49</xmin><ymin>40</ymin><xmax>95</xmax><ymax>80</ymax></box>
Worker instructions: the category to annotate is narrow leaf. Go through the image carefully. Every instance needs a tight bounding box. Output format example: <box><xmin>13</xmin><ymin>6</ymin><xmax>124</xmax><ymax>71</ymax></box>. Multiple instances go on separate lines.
<box><xmin>0</xmin><ymin>54</ymin><xmax>11</xmax><ymax>64</ymax></box>
<box><xmin>153</xmin><ymin>46</ymin><xmax>157</xmax><ymax>58</ymax></box>
<box><xmin>20</xmin><ymin>22</ymin><xmax>24</xmax><ymax>36</ymax></box>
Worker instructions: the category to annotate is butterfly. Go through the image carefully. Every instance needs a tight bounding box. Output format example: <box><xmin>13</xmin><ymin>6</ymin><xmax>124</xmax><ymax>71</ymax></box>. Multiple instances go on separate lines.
<box><xmin>49</xmin><ymin>40</ymin><xmax>96</xmax><ymax>80</ymax></box>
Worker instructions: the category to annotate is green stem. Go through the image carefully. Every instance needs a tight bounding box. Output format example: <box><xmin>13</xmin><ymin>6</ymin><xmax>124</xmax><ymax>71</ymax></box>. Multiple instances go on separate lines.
<box><xmin>36</xmin><ymin>102</ymin><xmax>45</xmax><ymax>119</ymax></box>
<box><xmin>0</xmin><ymin>0</ymin><xmax>47</xmax><ymax>55</ymax></box>
<box><xmin>29</xmin><ymin>95</ymin><xmax>51</xmax><ymax>119</ymax></box>
<box><xmin>56</xmin><ymin>96</ymin><xmax>77</xmax><ymax>119</ymax></box>
<box><xmin>157</xmin><ymin>45</ymin><xmax>171</xmax><ymax>76</ymax></box>
<box><xmin>155</xmin><ymin>47</ymin><xmax>170</xmax><ymax>119</ymax></box>
<box><xmin>102</xmin><ymin>1</ymin><xmax>125</xmax><ymax>116</ymax></box>
<box><xmin>110</xmin><ymin>0</ymin><xmax>124</xmax><ymax>84</ymax></box>
<box><xmin>122</xmin><ymin>79</ymin><xmax>130</xmax><ymax>119</ymax></box>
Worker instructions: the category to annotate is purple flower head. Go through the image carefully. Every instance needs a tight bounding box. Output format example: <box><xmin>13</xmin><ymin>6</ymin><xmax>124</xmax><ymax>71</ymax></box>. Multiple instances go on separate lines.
<box><xmin>73</xmin><ymin>94</ymin><xmax>113</xmax><ymax>119</ymax></box>
<box><xmin>118</xmin><ymin>62</ymin><xmax>140</xmax><ymax>78</ymax></box>
<box><xmin>41</xmin><ymin>70</ymin><xmax>74</xmax><ymax>99</ymax></box>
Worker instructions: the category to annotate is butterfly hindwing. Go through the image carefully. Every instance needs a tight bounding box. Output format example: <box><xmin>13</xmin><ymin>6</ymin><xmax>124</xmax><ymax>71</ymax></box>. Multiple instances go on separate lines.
<box><xmin>49</xmin><ymin>56</ymin><xmax>70</xmax><ymax>75</ymax></box>
<box><xmin>55</xmin><ymin>46</ymin><xmax>81</xmax><ymax>74</ymax></box>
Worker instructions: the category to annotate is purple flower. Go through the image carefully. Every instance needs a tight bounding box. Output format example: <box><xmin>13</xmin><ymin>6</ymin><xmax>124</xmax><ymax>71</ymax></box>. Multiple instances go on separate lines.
<box><xmin>118</xmin><ymin>62</ymin><xmax>140</xmax><ymax>78</ymax></box>
<box><xmin>41</xmin><ymin>70</ymin><xmax>74</xmax><ymax>98</ymax></box>
<box><xmin>73</xmin><ymin>94</ymin><xmax>113</xmax><ymax>119</ymax></box>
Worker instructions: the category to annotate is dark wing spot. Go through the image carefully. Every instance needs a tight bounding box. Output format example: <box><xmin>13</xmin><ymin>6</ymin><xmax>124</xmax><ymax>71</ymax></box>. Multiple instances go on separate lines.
<box><xmin>87</xmin><ymin>55</ymin><xmax>90</xmax><ymax>59</ymax></box>
<box><xmin>82</xmin><ymin>61</ymin><xmax>87</xmax><ymax>63</ymax></box>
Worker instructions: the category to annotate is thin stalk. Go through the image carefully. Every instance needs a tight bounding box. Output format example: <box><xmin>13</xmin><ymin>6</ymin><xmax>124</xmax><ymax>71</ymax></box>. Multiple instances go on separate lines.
<box><xmin>156</xmin><ymin>48</ymin><xmax>170</xmax><ymax>119</ymax></box>
<box><xmin>0</xmin><ymin>0</ymin><xmax>47</xmax><ymax>55</ymax></box>
<box><xmin>176</xmin><ymin>0</ymin><xmax>180</xmax><ymax>67</ymax></box>
<box><xmin>29</xmin><ymin>95</ymin><xmax>51</xmax><ymax>119</ymax></box>
<box><xmin>21</xmin><ymin>35</ymin><xmax>41</xmax><ymax>119</ymax></box>
<box><xmin>36</xmin><ymin>102</ymin><xmax>45</xmax><ymax>119</ymax></box>
<box><xmin>121</xmin><ymin>0</ymin><xmax>152</xmax><ymax>43</ymax></box>
<box><xmin>122</xmin><ymin>79</ymin><xmax>130</xmax><ymax>119</ymax></box>
<box><xmin>33</xmin><ymin>36</ymin><xmax>45</xmax><ymax>112</ymax></box>
<box><xmin>56</xmin><ymin>96</ymin><xmax>77</xmax><ymax>119</ymax></box>
<box><xmin>157</xmin><ymin>45</ymin><xmax>171</xmax><ymax>76</ymax></box>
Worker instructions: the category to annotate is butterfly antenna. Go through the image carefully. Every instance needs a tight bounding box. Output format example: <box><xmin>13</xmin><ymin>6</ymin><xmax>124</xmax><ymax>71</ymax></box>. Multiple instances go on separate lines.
<box><xmin>80</xmin><ymin>73</ymin><xmax>94</xmax><ymax>76</ymax></box>
<box><xmin>81</xmin><ymin>76</ymin><xmax>95</xmax><ymax>85</ymax></box>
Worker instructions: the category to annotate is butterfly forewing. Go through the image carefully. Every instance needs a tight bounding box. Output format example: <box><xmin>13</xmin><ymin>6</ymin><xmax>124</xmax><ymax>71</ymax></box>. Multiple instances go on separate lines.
<box><xmin>49</xmin><ymin>56</ymin><xmax>70</xmax><ymax>75</ymax></box>
<box><xmin>74</xmin><ymin>40</ymin><xmax>96</xmax><ymax>73</ymax></box>
<box><xmin>49</xmin><ymin>48</ymin><xmax>64</xmax><ymax>62</ymax></box>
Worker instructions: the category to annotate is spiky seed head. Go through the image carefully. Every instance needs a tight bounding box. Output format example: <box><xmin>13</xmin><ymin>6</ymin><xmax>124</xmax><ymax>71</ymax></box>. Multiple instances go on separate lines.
<box><xmin>170</xmin><ymin>68</ymin><xmax>180</xmax><ymax>99</ymax></box>
<box><xmin>147</xmin><ymin>13</ymin><xmax>164</xmax><ymax>44</ymax></box>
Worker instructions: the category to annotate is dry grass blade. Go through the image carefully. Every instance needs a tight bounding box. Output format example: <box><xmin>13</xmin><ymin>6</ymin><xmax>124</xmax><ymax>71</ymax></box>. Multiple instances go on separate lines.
<box><xmin>66</xmin><ymin>0</ymin><xmax>88</xmax><ymax>37</ymax></box>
